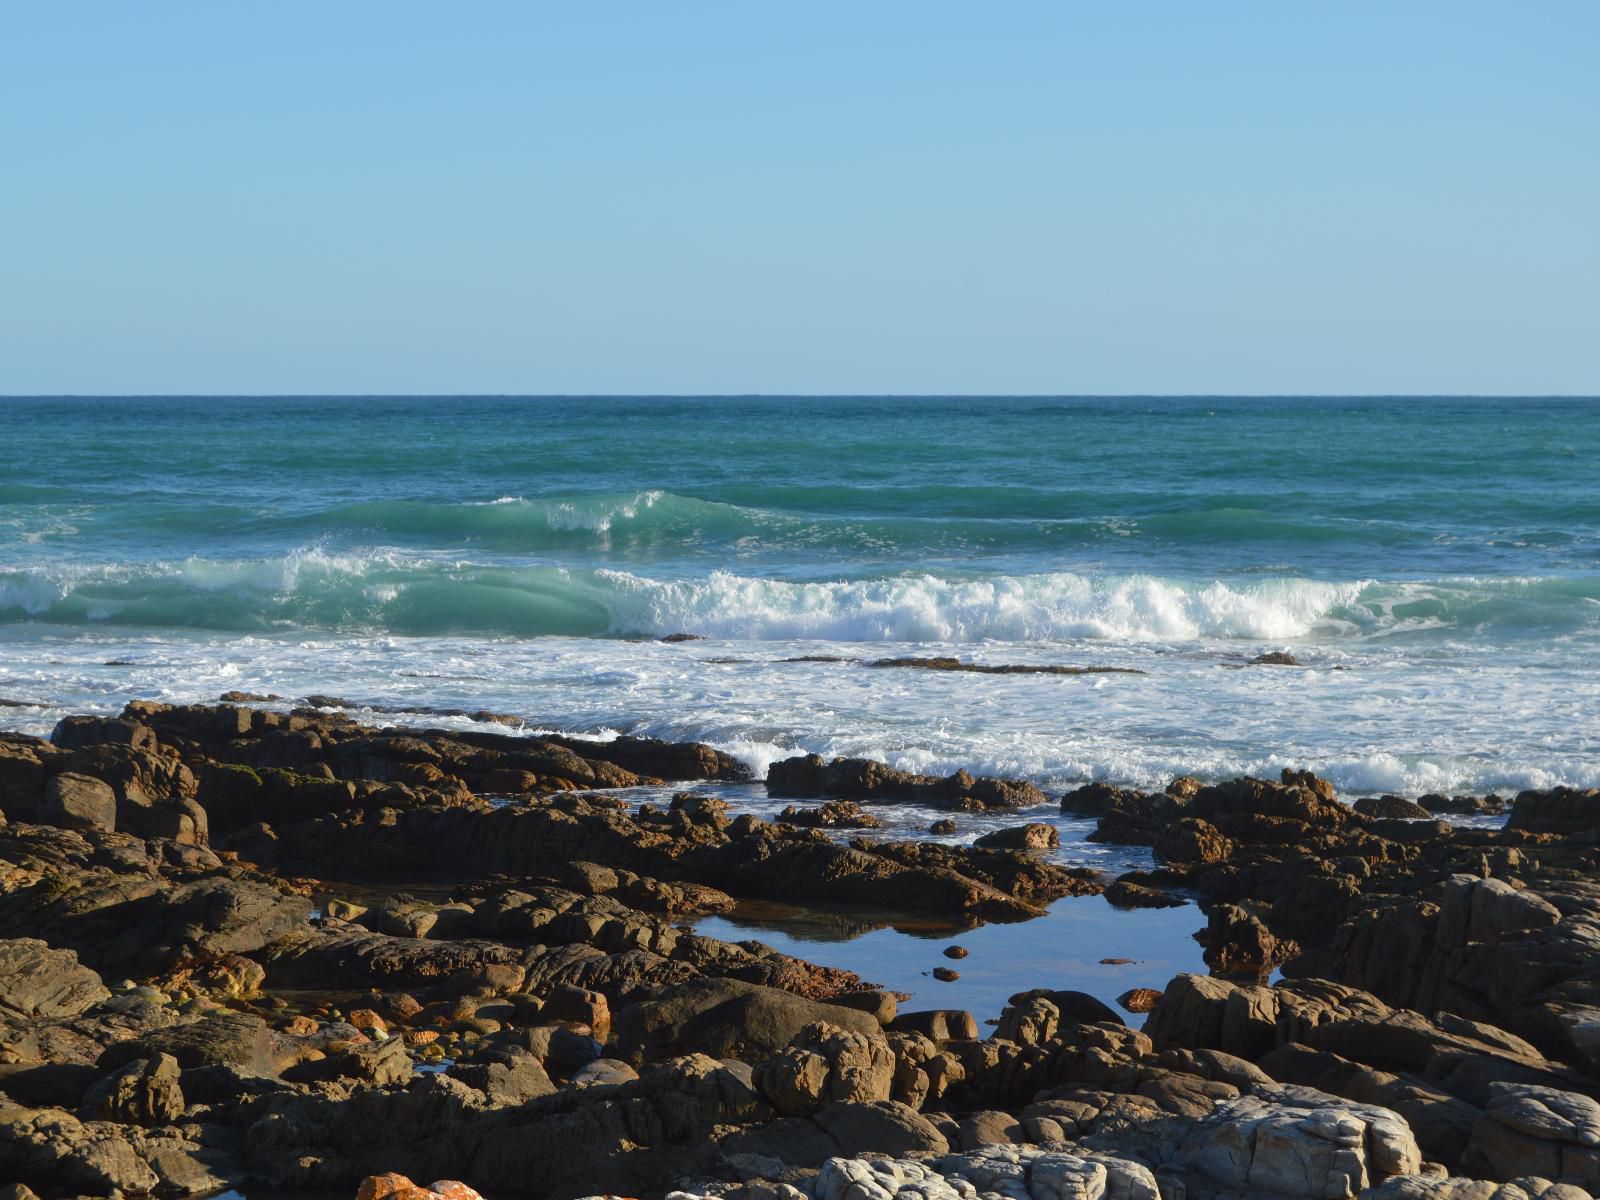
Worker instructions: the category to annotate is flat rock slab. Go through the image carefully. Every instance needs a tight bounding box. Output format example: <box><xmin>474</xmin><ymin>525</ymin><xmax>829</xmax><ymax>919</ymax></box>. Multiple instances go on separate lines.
<box><xmin>0</xmin><ymin>939</ymin><xmax>109</xmax><ymax>1019</ymax></box>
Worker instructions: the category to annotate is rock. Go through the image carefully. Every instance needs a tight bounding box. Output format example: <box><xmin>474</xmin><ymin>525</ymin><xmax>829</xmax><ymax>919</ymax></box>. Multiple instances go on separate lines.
<box><xmin>1464</xmin><ymin>1083</ymin><xmax>1600</xmax><ymax>1189</ymax></box>
<box><xmin>569</xmin><ymin>1058</ymin><xmax>638</xmax><ymax>1088</ymax></box>
<box><xmin>1316</xmin><ymin>874</ymin><xmax>1592</xmax><ymax>1067</ymax></box>
<box><xmin>327</xmin><ymin>1037</ymin><xmax>412</xmax><ymax>1086</ymax></box>
<box><xmin>81</xmin><ymin>1054</ymin><xmax>184</xmax><ymax>1126</ymax></box>
<box><xmin>357</xmin><ymin>1175</ymin><xmax>484</xmax><ymax>1200</ymax></box>
<box><xmin>357</xmin><ymin>1175</ymin><xmax>428</xmax><ymax>1200</ymax></box>
<box><xmin>614</xmin><ymin>978</ymin><xmax>881</xmax><ymax>1065</ymax></box>
<box><xmin>812</xmin><ymin>1100</ymin><xmax>950</xmax><ymax>1157</ymax></box>
<box><xmin>1060</xmin><ymin>782</ymin><xmax>1148</xmax><ymax>817</ymax></box>
<box><xmin>811</xmin><ymin>1155</ymin><xmax>960</xmax><ymax>1200</ymax></box>
<box><xmin>778</xmin><ymin>801</ymin><xmax>884</xmax><ymax>830</ymax></box>
<box><xmin>825</xmin><ymin>990</ymin><xmax>899</xmax><ymax>1027</ymax></box>
<box><xmin>1367</xmin><ymin>1175</ymin><xmax>1593</xmax><ymax>1199</ymax></box>
<box><xmin>0</xmin><ymin>940</ymin><xmax>110</xmax><ymax>1019</ymax></box>
<box><xmin>1198</xmin><ymin>903</ymin><xmax>1299</xmax><ymax>976</ymax></box>
<box><xmin>1507</xmin><ymin>788</ymin><xmax>1600</xmax><ymax>835</ymax></box>
<box><xmin>98</xmin><ymin>1012</ymin><xmax>276</xmax><ymax>1075</ymax></box>
<box><xmin>1164</xmin><ymin>1090</ymin><xmax>1422</xmax><ymax>1196</ymax></box>
<box><xmin>932</xmin><ymin>967</ymin><xmax>960</xmax><ymax>982</ymax></box>
<box><xmin>930</xmin><ymin>819</ymin><xmax>958</xmax><ymax>835</ymax></box>
<box><xmin>767</xmin><ymin>755</ymin><xmax>1047</xmax><ymax>811</ymax></box>
<box><xmin>39</xmin><ymin>773</ymin><xmax>117</xmax><ymax>832</ymax></box>
<box><xmin>956</xmin><ymin>1109</ymin><xmax>1022</xmax><ymax>1150</ymax></box>
<box><xmin>0</xmin><ymin>1102</ymin><xmax>161</xmax><ymax>1194</ymax></box>
<box><xmin>1153</xmin><ymin>817</ymin><xmax>1233</xmax><ymax>865</ymax></box>
<box><xmin>943</xmin><ymin>946</ymin><xmax>968</xmax><ymax>960</ymax></box>
<box><xmin>451</xmin><ymin>1056</ymin><xmax>556</xmax><ymax>1104</ymax></box>
<box><xmin>1118</xmin><ymin>988</ymin><xmax>1162</xmax><ymax>1014</ymax></box>
<box><xmin>938</xmin><ymin>1145</ymin><xmax>1161</xmax><ymax>1200</ymax></box>
<box><xmin>1006</xmin><ymin>989</ymin><xmax>1124</xmax><ymax>1029</ymax></box>
<box><xmin>755</xmin><ymin>1022</ymin><xmax>896</xmax><ymax>1116</ymax></box>
<box><xmin>1419</xmin><ymin>794</ymin><xmax>1508</xmax><ymax>817</ymax></box>
<box><xmin>889</xmin><ymin>1010</ymin><xmax>980</xmax><ymax>1043</ymax></box>
<box><xmin>1251</xmin><ymin>651</ymin><xmax>1300</xmax><ymax>665</ymax></box>
<box><xmin>1356</xmin><ymin>796</ymin><xmax>1436</xmax><ymax>820</ymax></box>
<box><xmin>542</xmin><ymin>983</ymin><xmax>611</xmax><ymax>1039</ymax></box>
<box><xmin>1104</xmin><ymin>879</ymin><xmax>1188</xmax><ymax>909</ymax></box>
<box><xmin>975</xmin><ymin>824</ymin><xmax>1060</xmax><ymax>851</ymax></box>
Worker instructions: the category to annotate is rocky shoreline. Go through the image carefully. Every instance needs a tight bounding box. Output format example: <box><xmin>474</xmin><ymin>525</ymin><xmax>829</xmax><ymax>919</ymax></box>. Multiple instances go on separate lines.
<box><xmin>2</xmin><ymin>702</ymin><xmax>1599</xmax><ymax>1199</ymax></box>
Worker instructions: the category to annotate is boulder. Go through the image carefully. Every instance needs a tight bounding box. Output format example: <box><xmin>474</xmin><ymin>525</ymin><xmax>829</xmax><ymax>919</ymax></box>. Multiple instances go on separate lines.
<box><xmin>1166</xmin><ymin>1089</ymin><xmax>1422</xmax><ymax>1196</ymax></box>
<box><xmin>1508</xmin><ymin>788</ymin><xmax>1600</xmax><ymax>836</ymax></box>
<box><xmin>0</xmin><ymin>1103</ymin><xmax>161</xmax><ymax>1195</ymax></box>
<box><xmin>541</xmin><ymin>983</ymin><xmax>610</xmax><ymax>1039</ymax></box>
<box><xmin>778</xmin><ymin>801</ymin><xmax>884</xmax><ymax>830</ymax></box>
<box><xmin>889</xmin><ymin>1010</ymin><xmax>981</xmax><ymax>1043</ymax></box>
<box><xmin>39</xmin><ymin>773</ymin><xmax>116</xmax><ymax>833</ymax></box>
<box><xmin>81</xmin><ymin>1054</ymin><xmax>184</xmax><ymax>1126</ymax></box>
<box><xmin>1118</xmin><ymin>988</ymin><xmax>1162</xmax><ymax>1014</ymax></box>
<box><xmin>975</xmin><ymin>824</ymin><xmax>1060</xmax><ymax>852</ymax></box>
<box><xmin>614</xmin><ymin>978</ymin><xmax>881</xmax><ymax>1066</ymax></box>
<box><xmin>1464</xmin><ymin>1083</ymin><xmax>1600</xmax><ymax>1189</ymax></box>
<box><xmin>1367</xmin><ymin>1175</ymin><xmax>1593</xmax><ymax>1199</ymax></box>
<box><xmin>451</xmin><ymin>1055</ymin><xmax>556</xmax><ymax>1105</ymax></box>
<box><xmin>955</xmin><ymin>1110</ymin><xmax>1023</xmax><ymax>1150</ymax></box>
<box><xmin>1154</xmin><ymin>817</ymin><xmax>1233</xmax><ymax>865</ymax></box>
<box><xmin>812</xmin><ymin>1100</ymin><xmax>951</xmax><ymax>1157</ymax></box>
<box><xmin>940</xmin><ymin>1145</ymin><xmax>1160</xmax><ymax>1200</ymax></box>
<box><xmin>755</xmin><ymin>1022</ymin><xmax>897</xmax><ymax>1116</ymax></box>
<box><xmin>1199</xmin><ymin>904</ymin><xmax>1298</xmax><ymax>976</ymax></box>
<box><xmin>767</xmin><ymin>755</ymin><xmax>1046</xmax><ymax>811</ymax></box>
<box><xmin>1356</xmin><ymin>796</ymin><xmax>1435</xmax><ymax>820</ymax></box>
<box><xmin>97</xmin><ymin>1013</ymin><xmax>276</xmax><ymax>1076</ymax></box>
<box><xmin>0</xmin><ymin>940</ymin><xmax>109</xmax><ymax>1019</ymax></box>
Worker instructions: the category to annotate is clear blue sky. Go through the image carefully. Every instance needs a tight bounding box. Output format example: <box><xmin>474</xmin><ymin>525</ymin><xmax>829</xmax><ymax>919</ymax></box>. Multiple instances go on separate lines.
<box><xmin>2</xmin><ymin>2</ymin><xmax>1596</xmax><ymax>395</ymax></box>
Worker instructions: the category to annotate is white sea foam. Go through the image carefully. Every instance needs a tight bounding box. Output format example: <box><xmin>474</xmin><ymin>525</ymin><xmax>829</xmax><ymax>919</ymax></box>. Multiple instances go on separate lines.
<box><xmin>595</xmin><ymin>569</ymin><xmax>1367</xmax><ymax>642</ymax></box>
<box><xmin>544</xmin><ymin>490</ymin><xmax>664</xmax><ymax>534</ymax></box>
<box><xmin>6</xmin><ymin>621</ymin><xmax>1597</xmax><ymax>802</ymax></box>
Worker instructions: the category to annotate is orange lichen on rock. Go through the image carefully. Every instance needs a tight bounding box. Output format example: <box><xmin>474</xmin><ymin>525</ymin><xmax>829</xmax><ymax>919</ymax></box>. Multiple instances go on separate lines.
<box><xmin>353</xmin><ymin>1176</ymin><xmax>484</xmax><ymax>1200</ymax></box>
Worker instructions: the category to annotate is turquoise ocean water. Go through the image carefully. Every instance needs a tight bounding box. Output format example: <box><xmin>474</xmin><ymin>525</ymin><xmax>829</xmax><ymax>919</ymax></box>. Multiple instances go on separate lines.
<box><xmin>3</xmin><ymin>396</ymin><xmax>1597</xmax><ymax>797</ymax></box>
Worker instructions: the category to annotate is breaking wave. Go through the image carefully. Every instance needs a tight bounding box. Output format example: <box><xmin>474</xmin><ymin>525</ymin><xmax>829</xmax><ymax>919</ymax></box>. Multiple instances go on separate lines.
<box><xmin>2</xmin><ymin>553</ymin><xmax>1596</xmax><ymax>642</ymax></box>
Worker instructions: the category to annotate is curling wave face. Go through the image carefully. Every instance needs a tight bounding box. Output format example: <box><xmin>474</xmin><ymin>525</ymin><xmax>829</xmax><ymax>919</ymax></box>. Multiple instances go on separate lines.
<box><xmin>3</xmin><ymin>554</ymin><xmax>1598</xmax><ymax>643</ymax></box>
<box><xmin>3</xmin><ymin>395</ymin><xmax>1598</xmax><ymax>797</ymax></box>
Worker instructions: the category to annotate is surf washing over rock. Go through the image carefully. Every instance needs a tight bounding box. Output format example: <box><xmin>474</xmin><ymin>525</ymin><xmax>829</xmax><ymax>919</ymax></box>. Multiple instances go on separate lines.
<box><xmin>3</xmin><ymin>397</ymin><xmax>1600</xmax><ymax>800</ymax></box>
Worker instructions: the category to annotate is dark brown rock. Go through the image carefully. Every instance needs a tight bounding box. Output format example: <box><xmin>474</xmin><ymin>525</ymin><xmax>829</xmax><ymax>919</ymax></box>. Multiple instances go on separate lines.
<box><xmin>39</xmin><ymin>774</ymin><xmax>116</xmax><ymax>833</ymax></box>
<box><xmin>974</xmin><ymin>823</ymin><xmax>1059</xmax><ymax>851</ymax></box>
<box><xmin>1197</xmin><ymin>904</ymin><xmax>1298</xmax><ymax>976</ymax></box>
<box><xmin>613</xmin><ymin>978</ymin><xmax>880</xmax><ymax>1065</ymax></box>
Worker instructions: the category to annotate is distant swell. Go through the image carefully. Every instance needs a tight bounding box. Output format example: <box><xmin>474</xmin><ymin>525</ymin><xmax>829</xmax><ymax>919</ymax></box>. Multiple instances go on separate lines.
<box><xmin>3</xmin><ymin>553</ymin><xmax>1597</xmax><ymax>642</ymax></box>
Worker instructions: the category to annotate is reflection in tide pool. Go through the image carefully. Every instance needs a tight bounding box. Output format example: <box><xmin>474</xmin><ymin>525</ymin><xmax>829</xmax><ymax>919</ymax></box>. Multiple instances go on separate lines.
<box><xmin>691</xmin><ymin>892</ymin><xmax>1206</xmax><ymax>1027</ymax></box>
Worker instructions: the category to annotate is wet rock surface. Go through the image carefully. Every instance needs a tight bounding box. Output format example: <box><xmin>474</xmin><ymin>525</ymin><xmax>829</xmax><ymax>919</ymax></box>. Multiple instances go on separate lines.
<box><xmin>2</xmin><ymin>705</ymin><xmax>1599</xmax><ymax>1200</ymax></box>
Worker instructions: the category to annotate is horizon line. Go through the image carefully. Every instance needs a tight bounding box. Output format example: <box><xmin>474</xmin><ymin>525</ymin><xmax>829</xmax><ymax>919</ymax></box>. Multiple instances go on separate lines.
<box><xmin>5</xmin><ymin>392</ymin><xmax>1600</xmax><ymax>401</ymax></box>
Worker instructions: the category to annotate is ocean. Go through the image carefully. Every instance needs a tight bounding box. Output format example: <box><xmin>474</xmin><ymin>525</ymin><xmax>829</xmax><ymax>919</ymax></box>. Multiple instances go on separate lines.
<box><xmin>3</xmin><ymin>395</ymin><xmax>1598</xmax><ymax>799</ymax></box>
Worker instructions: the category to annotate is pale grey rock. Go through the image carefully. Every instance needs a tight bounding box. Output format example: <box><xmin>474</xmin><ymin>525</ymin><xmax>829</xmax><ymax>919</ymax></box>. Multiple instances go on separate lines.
<box><xmin>806</xmin><ymin>1147</ymin><xmax>1159</xmax><ymax>1200</ymax></box>
<box><xmin>1365</xmin><ymin>1174</ymin><xmax>1594</xmax><ymax>1199</ymax></box>
<box><xmin>1174</xmin><ymin>1091</ymin><xmax>1422</xmax><ymax>1197</ymax></box>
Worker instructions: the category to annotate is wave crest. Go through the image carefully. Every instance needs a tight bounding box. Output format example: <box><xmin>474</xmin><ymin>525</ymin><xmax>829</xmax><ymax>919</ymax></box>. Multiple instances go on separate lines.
<box><xmin>3</xmin><ymin>555</ymin><xmax>1595</xmax><ymax>642</ymax></box>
